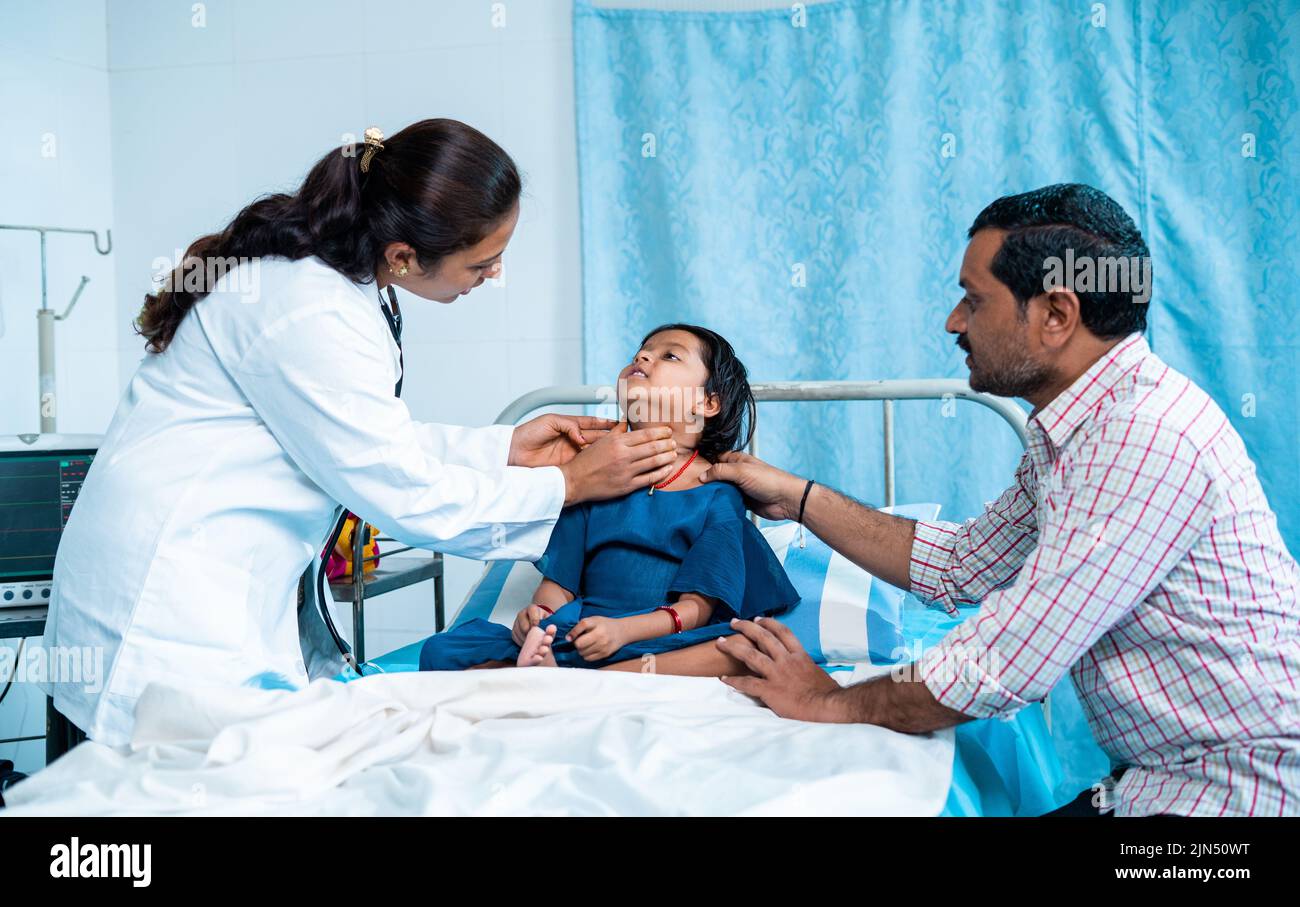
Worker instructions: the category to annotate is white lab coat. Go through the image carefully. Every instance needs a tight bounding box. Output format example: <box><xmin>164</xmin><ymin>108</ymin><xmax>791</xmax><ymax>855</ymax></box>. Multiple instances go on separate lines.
<box><xmin>41</xmin><ymin>256</ymin><xmax>565</xmax><ymax>746</ymax></box>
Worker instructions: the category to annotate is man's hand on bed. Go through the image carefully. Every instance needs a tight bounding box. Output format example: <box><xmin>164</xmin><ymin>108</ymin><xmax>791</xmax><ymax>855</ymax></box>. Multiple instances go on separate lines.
<box><xmin>716</xmin><ymin>618</ymin><xmax>844</xmax><ymax>720</ymax></box>
<box><xmin>508</xmin><ymin>414</ymin><xmax>619</xmax><ymax>468</ymax></box>
<box><xmin>718</xmin><ymin>618</ymin><xmax>971</xmax><ymax>733</ymax></box>
<box><xmin>568</xmin><ymin>616</ymin><xmax>628</xmax><ymax>662</ymax></box>
<box><xmin>699</xmin><ymin>451</ymin><xmax>807</xmax><ymax>521</ymax></box>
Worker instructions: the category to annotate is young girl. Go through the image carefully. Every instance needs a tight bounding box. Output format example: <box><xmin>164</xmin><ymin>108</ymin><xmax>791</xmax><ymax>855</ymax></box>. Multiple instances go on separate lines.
<box><xmin>418</xmin><ymin>324</ymin><xmax>799</xmax><ymax>673</ymax></box>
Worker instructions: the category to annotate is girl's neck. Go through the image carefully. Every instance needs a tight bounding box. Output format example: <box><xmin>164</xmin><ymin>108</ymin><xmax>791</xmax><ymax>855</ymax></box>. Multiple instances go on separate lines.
<box><xmin>654</xmin><ymin>445</ymin><xmax>711</xmax><ymax>491</ymax></box>
<box><xmin>627</xmin><ymin>422</ymin><xmax>711</xmax><ymax>488</ymax></box>
<box><xmin>629</xmin><ymin>421</ymin><xmax>697</xmax><ymax>450</ymax></box>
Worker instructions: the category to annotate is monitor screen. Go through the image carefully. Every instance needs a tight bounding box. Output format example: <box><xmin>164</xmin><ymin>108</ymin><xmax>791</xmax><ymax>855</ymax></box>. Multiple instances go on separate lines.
<box><xmin>0</xmin><ymin>449</ymin><xmax>97</xmax><ymax>582</ymax></box>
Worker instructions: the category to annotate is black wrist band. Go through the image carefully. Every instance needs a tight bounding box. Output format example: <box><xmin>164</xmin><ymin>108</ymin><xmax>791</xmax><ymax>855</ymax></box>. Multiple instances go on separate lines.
<box><xmin>797</xmin><ymin>479</ymin><xmax>815</xmax><ymax>524</ymax></box>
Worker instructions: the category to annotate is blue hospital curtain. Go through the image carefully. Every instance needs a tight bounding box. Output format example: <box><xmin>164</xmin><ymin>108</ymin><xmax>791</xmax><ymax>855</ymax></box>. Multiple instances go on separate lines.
<box><xmin>573</xmin><ymin>0</ymin><xmax>1300</xmax><ymax>552</ymax></box>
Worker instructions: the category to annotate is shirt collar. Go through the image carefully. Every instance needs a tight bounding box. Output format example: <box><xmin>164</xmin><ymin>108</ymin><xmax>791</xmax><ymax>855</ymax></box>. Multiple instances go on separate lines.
<box><xmin>1029</xmin><ymin>332</ymin><xmax>1151</xmax><ymax>452</ymax></box>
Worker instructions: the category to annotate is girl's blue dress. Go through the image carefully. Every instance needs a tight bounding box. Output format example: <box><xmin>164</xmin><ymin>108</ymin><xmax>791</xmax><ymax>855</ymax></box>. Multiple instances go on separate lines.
<box><xmin>418</xmin><ymin>481</ymin><xmax>799</xmax><ymax>670</ymax></box>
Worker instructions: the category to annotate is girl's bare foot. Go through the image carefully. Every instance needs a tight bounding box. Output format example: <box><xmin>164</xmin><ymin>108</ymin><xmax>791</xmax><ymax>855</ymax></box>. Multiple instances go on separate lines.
<box><xmin>517</xmin><ymin>624</ymin><xmax>558</xmax><ymax>667</ymax></box>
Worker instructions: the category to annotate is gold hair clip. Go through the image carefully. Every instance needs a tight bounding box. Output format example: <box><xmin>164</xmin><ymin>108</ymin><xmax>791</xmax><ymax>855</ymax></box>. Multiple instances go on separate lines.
<box><xmin>359</xmin><ymin>126</ymin><xmax>385</xmax><ymax>173</ymax></box>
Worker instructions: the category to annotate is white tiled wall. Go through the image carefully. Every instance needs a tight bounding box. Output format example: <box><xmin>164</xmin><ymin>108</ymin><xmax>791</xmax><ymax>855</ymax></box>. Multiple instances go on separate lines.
<box><xmin>0</xmin><ymin>0</ymin><xmax>120</xmax><ymax>777</ymax></box>
<box><xmin>0</xmin><ymin>0</ymin><xmax>119</xmax><ymax>437</ymax></box>
<box><xmin>1</xmin><ymin>0</ymin><xmax>583</xmax><ymax>775</ymax></box>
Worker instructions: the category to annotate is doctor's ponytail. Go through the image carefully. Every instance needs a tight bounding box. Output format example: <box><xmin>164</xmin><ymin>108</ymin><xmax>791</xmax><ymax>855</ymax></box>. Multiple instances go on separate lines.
<box><xmin>134</xmin><ymin>118</ymin><xmax>522</xmax><ymax>354</ymax></box>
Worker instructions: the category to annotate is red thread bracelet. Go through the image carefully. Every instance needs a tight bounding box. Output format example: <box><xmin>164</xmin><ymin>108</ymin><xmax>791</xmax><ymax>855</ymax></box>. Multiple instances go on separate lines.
<box><xmin>657</xmin><ymin>605</ymin><xmax>683</xmax><ymax>633</ymax></box>
<box><xmin>535</xmin><ymin>604</ymin><xmax>554</xmax><ymax>616</ymax></box>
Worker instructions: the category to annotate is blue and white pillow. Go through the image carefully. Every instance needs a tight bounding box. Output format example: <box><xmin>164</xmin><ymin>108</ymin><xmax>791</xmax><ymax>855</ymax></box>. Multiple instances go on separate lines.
<box><xmin>447</xmin><ymin>502</ymin><xmax>941</xmax><ymax>667</ymax></box>
<box><xmin>763</xmin><ymin>503</ymin><xmax>941</xmax><ymax>665</ymax></box>
<box><xmin>451</xmin><ymin>557</ymin><xmax>549</xmax><ymax>630</ymax></box>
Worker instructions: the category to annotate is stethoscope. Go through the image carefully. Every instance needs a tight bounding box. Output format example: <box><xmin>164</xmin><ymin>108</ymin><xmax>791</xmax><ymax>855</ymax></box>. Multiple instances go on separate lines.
<box><xmin>315</xmin><ymin>284</ymin><xmax>404</xmax><ymax>674</ymax></box>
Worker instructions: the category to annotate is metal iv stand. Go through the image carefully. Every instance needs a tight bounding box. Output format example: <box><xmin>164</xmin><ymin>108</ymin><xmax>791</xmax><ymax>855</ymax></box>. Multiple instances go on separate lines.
<box><xmin>0</xmin><ymin>224</ymin><xmax>113</xmax><ymax>433</ymax></box>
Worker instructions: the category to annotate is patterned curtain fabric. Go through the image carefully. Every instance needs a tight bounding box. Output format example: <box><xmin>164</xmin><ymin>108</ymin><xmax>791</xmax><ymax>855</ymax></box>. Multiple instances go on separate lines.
<box><xmin>573</xmin><ymin>0</ymin><xmax>1299</xmax><ymax>548</ymax></box>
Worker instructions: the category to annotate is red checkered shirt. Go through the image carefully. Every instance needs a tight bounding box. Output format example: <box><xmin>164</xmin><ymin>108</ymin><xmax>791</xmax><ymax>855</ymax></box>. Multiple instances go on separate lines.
<box><xmin>909</xmin><ymin>332</ymin><xmax>1300</xmax><ymax>816</ymax></box>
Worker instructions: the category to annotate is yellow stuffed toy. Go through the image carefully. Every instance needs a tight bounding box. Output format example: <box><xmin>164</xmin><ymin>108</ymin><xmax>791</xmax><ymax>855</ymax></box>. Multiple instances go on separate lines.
<box><xmin>325</xmin><ymin>513</ymin><xmax>380</xmax><ymax>581</ymax></box>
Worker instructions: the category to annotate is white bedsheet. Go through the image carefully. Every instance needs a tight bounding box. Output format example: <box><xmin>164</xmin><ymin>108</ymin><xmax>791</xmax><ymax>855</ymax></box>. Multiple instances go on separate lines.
<box><xmin>3</xmin><ymin>665</ymin><xmax>954</xmax><ymax>816</ymax></box>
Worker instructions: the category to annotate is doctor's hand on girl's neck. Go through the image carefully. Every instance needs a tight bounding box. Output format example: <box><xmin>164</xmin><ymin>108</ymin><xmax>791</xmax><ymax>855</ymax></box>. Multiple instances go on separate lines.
<box><xmin>618</xmin><ymin>328</ymin><xmax>722</xmax><ymax>484</ymax></box>
<box><xmin>375</xmin><ymin>202</ymin><xmax>519</xmax><ymax>304</ymax></box>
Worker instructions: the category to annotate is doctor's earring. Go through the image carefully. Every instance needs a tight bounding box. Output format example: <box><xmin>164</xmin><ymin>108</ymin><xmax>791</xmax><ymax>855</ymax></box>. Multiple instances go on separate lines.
<box><xmin>388</xmin><ymin>264</ymin><xmax>409</xmax><ymax>278</ymax></box>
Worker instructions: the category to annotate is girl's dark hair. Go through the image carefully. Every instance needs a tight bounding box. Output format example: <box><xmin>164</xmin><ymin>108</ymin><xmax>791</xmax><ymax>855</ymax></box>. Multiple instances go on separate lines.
<box><xmin>135</xmin><ymin>118</ymin><xmax>521</xmax><ymax>353</ymax></box>
<box><xmin>639</xmin><ymin>323</ymin><xmax>757</xmax><ymax>463</ymax></box>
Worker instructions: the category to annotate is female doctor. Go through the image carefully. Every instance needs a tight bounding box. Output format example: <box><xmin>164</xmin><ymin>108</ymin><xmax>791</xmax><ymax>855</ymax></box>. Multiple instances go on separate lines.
<box><xmin>41</xmin><ymin>119</ymin><xmax>679</xmax><ymax>747</ymax></box>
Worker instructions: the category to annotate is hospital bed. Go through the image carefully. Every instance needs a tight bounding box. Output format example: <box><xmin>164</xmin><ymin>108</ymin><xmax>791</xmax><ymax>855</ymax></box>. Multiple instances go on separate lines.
<box><xmin>3</xmin><ymin>380</ymin><xmax>1110</xmax><ymax>816</ymax></box>
<box><xmin>350</xmin><ymin>379</ymin><xmax>1110</xmax><ymax>816</ymax></box>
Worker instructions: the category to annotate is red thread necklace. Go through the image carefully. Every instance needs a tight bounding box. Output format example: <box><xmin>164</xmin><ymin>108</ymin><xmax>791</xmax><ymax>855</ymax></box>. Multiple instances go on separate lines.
<box><xmin>649</xmin><ymin>449</ymin><xmax>698</xmax><ymax>495</ymax></box>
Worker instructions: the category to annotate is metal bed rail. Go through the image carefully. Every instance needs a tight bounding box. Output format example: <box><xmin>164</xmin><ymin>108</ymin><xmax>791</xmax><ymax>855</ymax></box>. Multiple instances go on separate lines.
<box><xmin>495</xmin><ymin>379</ymin><xmax>1029</xmax><ymax>508</ymax></box>
<box><xmin>494</xmin><ymin>378</ymin><xmax>1049</xmax><ymax>732</ymax></box>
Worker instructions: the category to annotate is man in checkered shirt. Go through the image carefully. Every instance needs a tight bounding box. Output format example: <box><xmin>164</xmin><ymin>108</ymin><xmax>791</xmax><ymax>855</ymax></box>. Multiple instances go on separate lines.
<box><xmin>698</xmin><ymin>183</ymin><xmax>1300</xmax><ymax>817</ymax></box>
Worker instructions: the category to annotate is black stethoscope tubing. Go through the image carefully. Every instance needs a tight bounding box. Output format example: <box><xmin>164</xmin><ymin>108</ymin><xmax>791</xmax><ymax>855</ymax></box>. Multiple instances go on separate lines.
<box><xmin>315</xmin><ymin>284</ymin><xmax>405</xmax><ymax>673</ymax></box>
